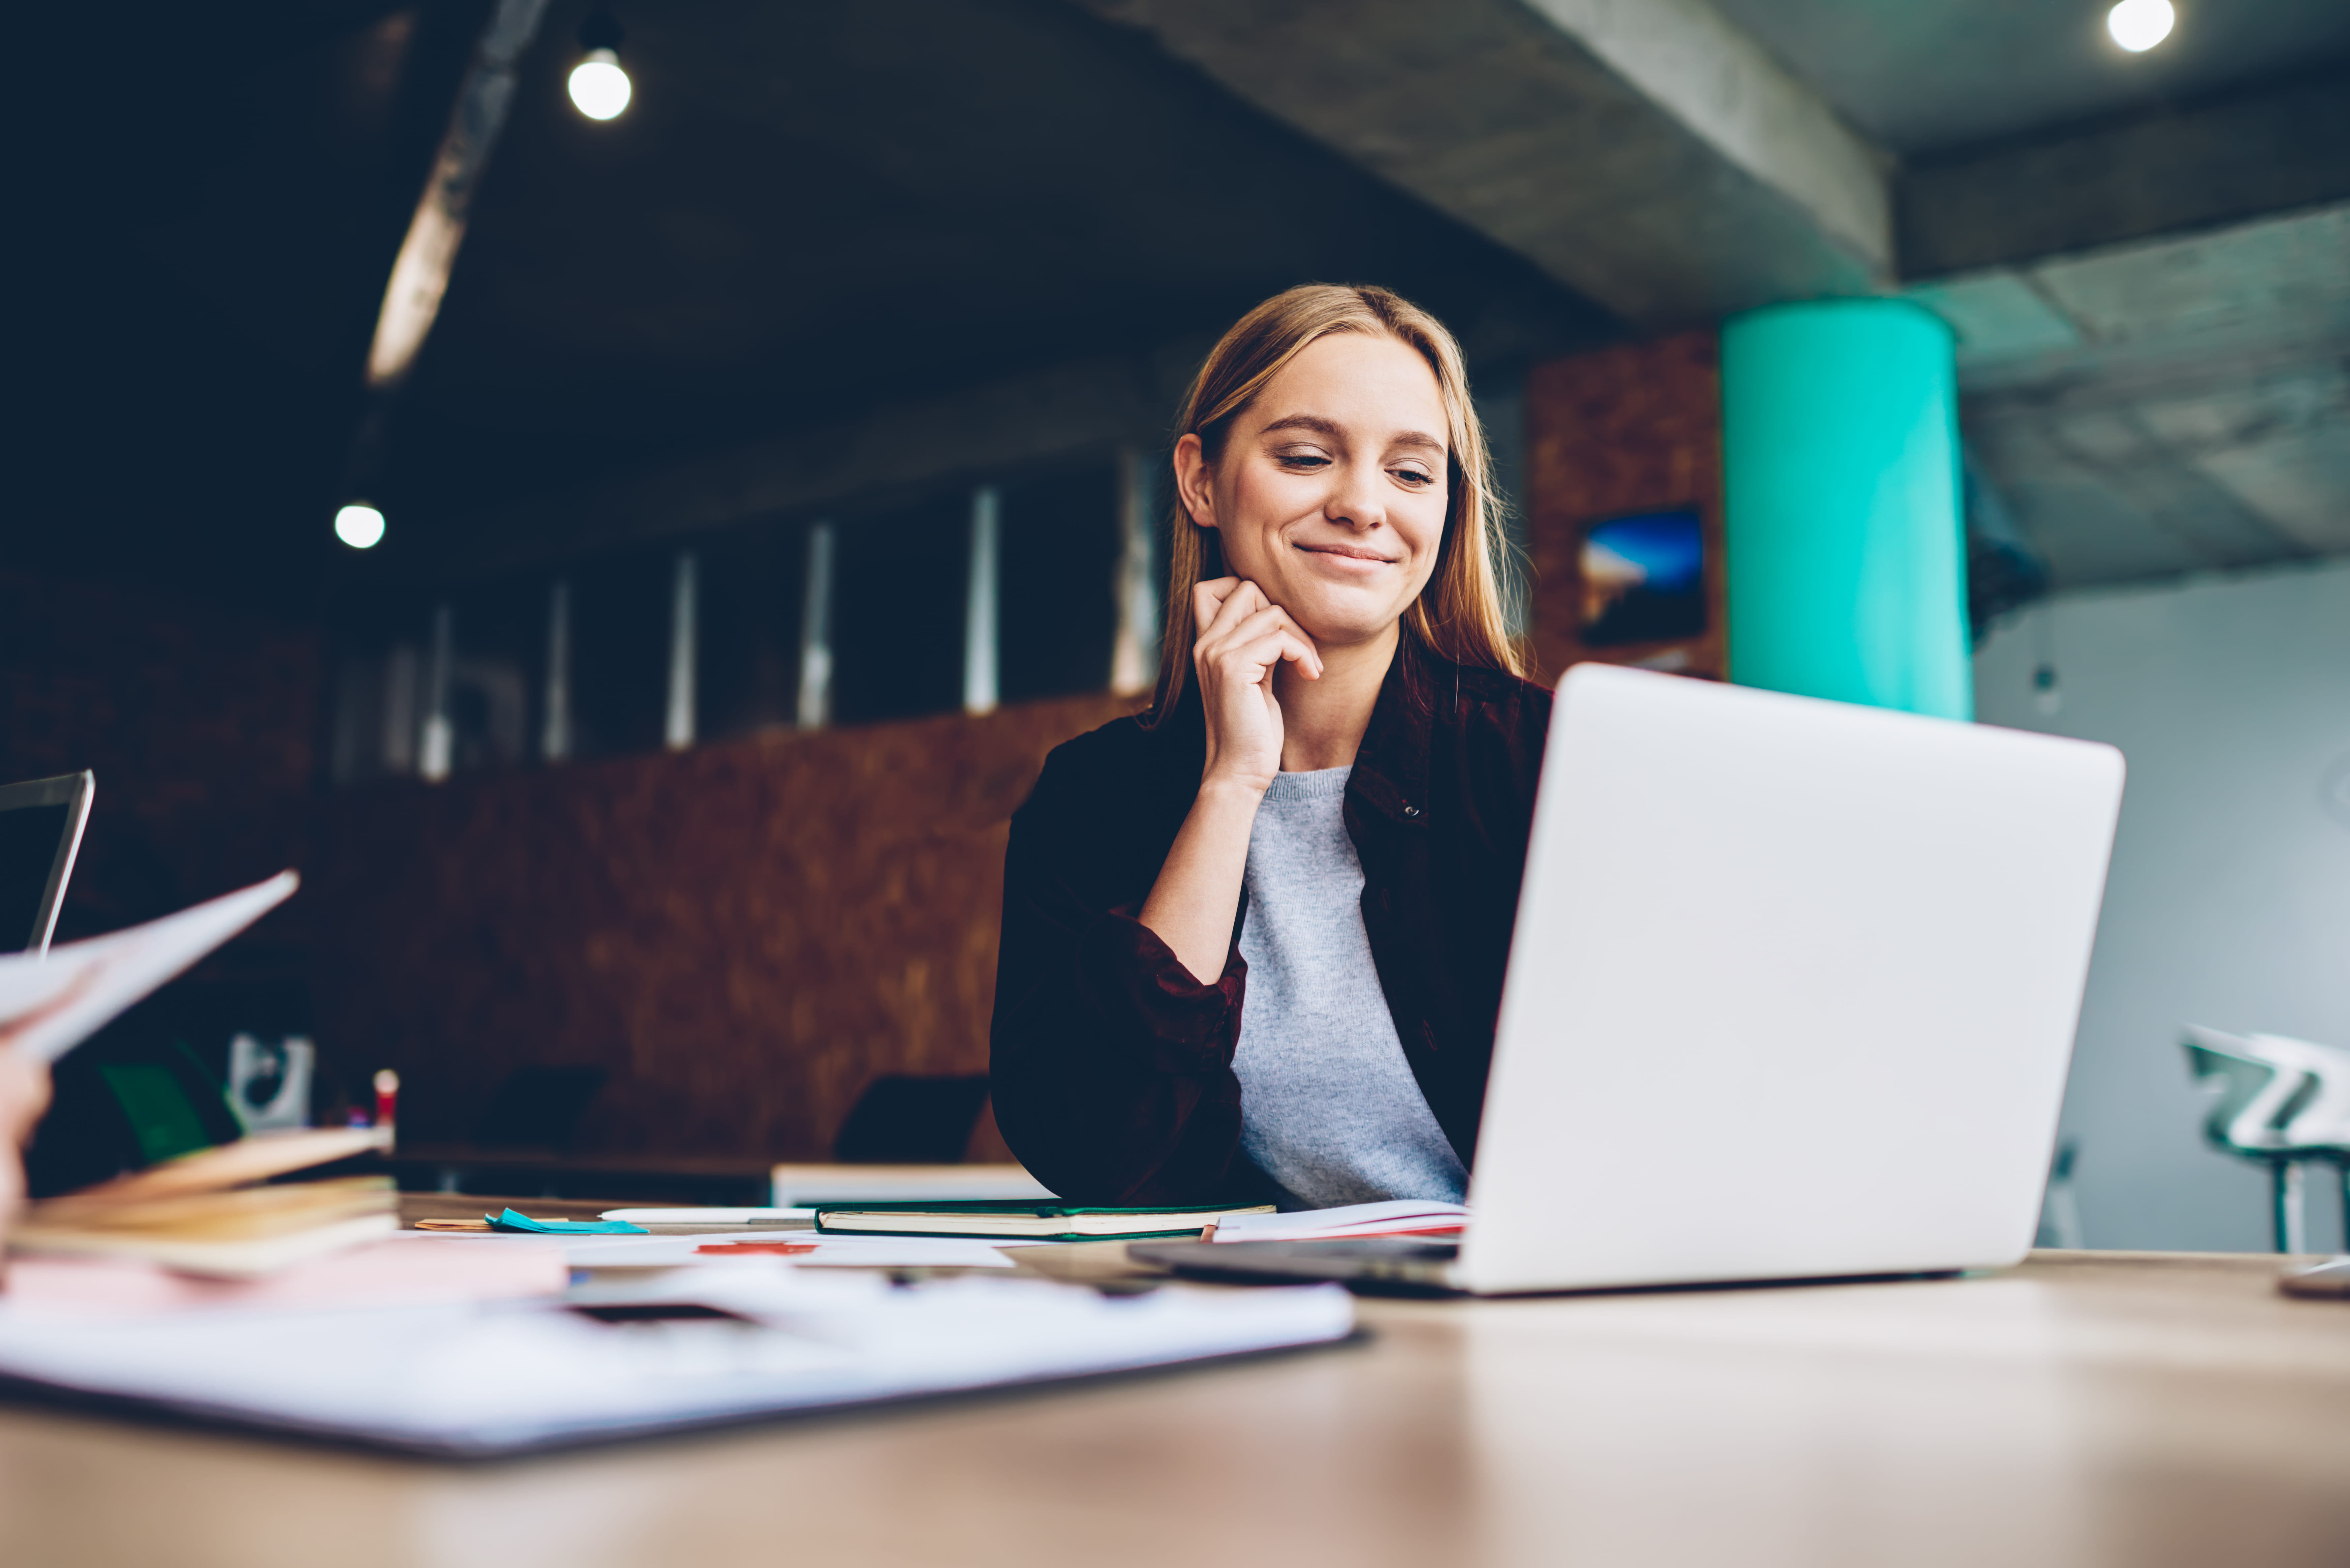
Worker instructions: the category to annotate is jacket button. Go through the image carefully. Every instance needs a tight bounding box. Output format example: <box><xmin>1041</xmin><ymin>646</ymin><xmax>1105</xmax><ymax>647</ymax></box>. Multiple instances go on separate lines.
<box><xmin>1402</xmin><ymin>804</ymin><xmax>1421</xmax><ymax>819</ymax></box>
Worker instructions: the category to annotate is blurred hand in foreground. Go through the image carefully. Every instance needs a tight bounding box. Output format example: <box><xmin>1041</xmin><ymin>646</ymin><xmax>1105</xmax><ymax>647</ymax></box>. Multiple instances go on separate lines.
<box><xmin>0</xmin><ymin>1053</ymin><xmax>52</xmax><ymax>1244</ymax></box>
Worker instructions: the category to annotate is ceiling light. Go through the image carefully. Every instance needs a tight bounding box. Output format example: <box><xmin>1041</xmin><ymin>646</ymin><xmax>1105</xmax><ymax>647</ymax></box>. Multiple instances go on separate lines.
<box><xmin>569</xmin><ymin>49</ymin><xmax>630</xmax><ymax>119</ymax></box>
<box><xmin>2107</xmin><ymin>0</ymin><xmax>2174</xmax><ymax>53</ymax></box>
<box><xmin>335</xmin><ymin>503</ymin><xmax>386</xmax><ymax>550</ymax></box>
<box><xmin>568</xmin><ymin>5</ymin><xmax>631</xmax><ymax>120</ymax></box>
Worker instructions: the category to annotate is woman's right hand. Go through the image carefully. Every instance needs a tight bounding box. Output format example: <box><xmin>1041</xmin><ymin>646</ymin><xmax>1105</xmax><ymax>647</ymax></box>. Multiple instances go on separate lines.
<box><xmin>1138</xmin><ymin>578</ymin><xmax>1324</xmax><ymax>981</ymax></box>
<box><xmin>1191</xmin><ymin>576</ymin><xmax>1323</xmax><ymax>796</ymax></box>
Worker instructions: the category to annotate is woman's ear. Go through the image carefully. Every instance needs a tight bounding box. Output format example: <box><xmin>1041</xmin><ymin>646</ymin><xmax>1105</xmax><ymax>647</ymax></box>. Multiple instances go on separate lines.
<box><xmin>1171</xmin><ymin>432</ymin><xmax>1217</xmax><ymax>530</ymax></box>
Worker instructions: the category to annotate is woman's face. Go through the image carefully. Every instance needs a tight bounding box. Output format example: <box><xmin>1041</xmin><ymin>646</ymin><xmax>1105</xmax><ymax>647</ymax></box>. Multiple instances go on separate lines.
<box><xmin>1178</xmin><ymin>331</ymin><xmax>1451</xmax><ymax>652</ymax></box>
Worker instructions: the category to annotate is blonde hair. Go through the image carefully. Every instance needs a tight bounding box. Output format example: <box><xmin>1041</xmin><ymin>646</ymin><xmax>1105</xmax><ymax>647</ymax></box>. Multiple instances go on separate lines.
<box><xmin>1148</xmin><ymin>283</ymin><xmax>1525</xmax><ymax>722</ymax></box>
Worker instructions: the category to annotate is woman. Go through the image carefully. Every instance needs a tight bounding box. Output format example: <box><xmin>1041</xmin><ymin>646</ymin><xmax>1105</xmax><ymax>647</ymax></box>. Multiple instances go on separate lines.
<box><xmin>990</xmin><ymin>284</ymin><xmax>1549</xmax><ymax>1207</ymax></box>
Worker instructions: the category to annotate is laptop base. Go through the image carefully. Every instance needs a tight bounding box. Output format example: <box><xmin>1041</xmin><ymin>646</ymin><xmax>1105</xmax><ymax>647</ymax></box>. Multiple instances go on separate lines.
<box><xmin>1131</xmin><ymin>1238</ymin><xmax>1465</xmax><ymax>1296</ymax></box>
<box><xmin>1132</xmin><ymin>1238</ymin><xmax>1972</xmax><ymax>1299</ymax></box>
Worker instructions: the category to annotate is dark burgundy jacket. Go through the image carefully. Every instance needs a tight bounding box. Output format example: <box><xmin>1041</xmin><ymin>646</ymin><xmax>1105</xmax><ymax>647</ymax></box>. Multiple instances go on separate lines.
<box><xmin>988</xmin><ymin>638</ymin><xmax>1553</xmax><ymax>1205</ymax></box>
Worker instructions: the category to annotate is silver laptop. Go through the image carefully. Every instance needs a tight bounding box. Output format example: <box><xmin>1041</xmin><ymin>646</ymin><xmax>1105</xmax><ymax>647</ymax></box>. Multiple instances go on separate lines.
<box><xmin>1136</xmin><ymin>664</ymin><xmax>2124</xmax><ymax>1295</ymax></box>
<box><xmin>0</xmin><ymin>770</ymin><xmax>93</xmax><ymax>955</ymax></box>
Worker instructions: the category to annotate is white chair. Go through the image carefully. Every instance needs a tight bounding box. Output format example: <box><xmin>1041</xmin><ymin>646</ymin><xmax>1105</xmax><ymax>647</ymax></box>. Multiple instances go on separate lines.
<box><xmin>2182</xmin><ymin>1025</ymin><xmax>2350</xmax><ymax>1253</ymax></box>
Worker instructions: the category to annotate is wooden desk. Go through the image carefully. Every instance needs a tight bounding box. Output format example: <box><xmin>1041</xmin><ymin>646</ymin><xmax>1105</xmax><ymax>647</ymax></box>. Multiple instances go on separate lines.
<box><xmin>1</xmin><ymin>1239</ymin><xmax>2344</xmax><ymax>1568</ymax></box>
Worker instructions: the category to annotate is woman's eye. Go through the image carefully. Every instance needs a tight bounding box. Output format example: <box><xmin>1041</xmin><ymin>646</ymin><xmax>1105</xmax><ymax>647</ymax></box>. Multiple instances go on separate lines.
<box><xmin>1276</xmin><ymin>451</ymin><xmax>1331</xmax><ymax>471</ymax></box>
<box><xmin>1392</xmin><ymin>467</ymin><xmax>1435</xmax><ymax>487</ymax></box>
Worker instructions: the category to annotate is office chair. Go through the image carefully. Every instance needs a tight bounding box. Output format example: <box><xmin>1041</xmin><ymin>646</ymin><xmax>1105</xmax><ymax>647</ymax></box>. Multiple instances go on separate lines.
<box><xmin>833</xmin><ymin>1074</ymin><xmax>991</xmax><ymax>1163</ymax></box>
<box><xmin>2182</xmin><ymin>1025</ymin><xmax>2350</xmax><ymax>1253</ymax></box>
<box><xmin>2249</xmin><ymin>1031</ymin><xmax>2350</xmax><ymax>1254</ymax></box>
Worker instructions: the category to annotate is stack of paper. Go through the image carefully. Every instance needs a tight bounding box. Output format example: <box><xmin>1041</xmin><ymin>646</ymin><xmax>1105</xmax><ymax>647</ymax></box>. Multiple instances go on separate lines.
<box><xmin>1210</xmin><ymin>1199</ymin><xmax>1470</xmax><ymax>1243</ymax></box>
<box><xmin>11</xmin><ymin>1128</ymin><xmax>394</xmax><ymax>1277</ymax></box>
<box><xmin>563</xmin><ymin>1230</ymin><xmax>1028</xmax><ymax>1269</ymax></box>
<box><xmin>0</xmin><ymin>1269</ymin><xmax>1355</xmax><ymax>1455</ymax></box>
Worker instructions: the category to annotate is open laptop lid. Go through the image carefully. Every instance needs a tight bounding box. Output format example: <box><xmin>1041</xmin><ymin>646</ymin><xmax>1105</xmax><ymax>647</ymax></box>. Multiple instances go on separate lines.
<box><xmin>1459</xmin><ymin>666</ymin><xmax>2123</xmax><ymax>1295</ymax></box>
<box><xmin>0</xmin><ymin>771</ymin><xmax>94</xmax><ymax>955</ymax></box>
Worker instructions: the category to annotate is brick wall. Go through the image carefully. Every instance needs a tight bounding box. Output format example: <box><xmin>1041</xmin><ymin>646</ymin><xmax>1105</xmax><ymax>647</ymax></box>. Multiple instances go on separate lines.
<box><xmin>306</xmin><ymin>692</ymin><xmax>1135</xmax><ymax>1161</ymax></box>
<box><xmin>1523</xmin><ymin>331</ymin><xmax>1727</xmax><ymax>683</ymax></box>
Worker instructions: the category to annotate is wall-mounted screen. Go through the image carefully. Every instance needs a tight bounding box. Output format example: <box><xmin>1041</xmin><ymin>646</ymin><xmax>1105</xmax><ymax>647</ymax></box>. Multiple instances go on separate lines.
<box><xmin>1580</xmin><ymin>509</ymin><xmax>1707</xmax><ymax>648</ymax></box>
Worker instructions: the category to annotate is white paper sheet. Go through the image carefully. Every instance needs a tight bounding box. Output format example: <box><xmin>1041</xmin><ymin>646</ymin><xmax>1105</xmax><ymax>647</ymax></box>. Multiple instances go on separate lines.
<box><xmin>0</xmin><ymin>1271</ymin><xmax>1354</xmax><ymax>1455</ymax></box>
<box><xmin>560</xmin><ymin>1230</ymin><xmax>1024</xmax><ymax>1268</ymax></box>
<box><xmin>0</xmin><ymin>872</ymin><xmax>299</xmax><ymax>1064</ymax></box>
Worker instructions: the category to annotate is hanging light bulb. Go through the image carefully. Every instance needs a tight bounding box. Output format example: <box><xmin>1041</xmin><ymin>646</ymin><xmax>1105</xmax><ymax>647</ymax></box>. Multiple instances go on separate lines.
<box><xmin>2106</xmin><ymin>0</ymin><xmax>2175</xmax><ymax>53</ymax></box>
<box><xmin>569</xmin><ymin>50</ymin><xmax>630</xmax><ymax>119</ymax></box>
<box><xmin>335</xmin><ymin>502</ymin><xmax>387</xmax><ymax>550</ymax></box>
<box><xmin>568</xmin><ymin>5</ymin><xmax>631</xmax><ymax>120</ymax></box>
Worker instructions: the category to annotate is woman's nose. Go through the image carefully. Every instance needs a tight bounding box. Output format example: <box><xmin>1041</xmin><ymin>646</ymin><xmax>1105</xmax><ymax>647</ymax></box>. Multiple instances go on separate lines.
<box><xmin>1324</xmin><ymin>462</ymin><xmax>1386</xmax><ymax>532</ymax></box>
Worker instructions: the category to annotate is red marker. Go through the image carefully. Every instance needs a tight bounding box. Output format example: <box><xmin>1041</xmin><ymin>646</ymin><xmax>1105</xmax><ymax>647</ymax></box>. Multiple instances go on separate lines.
<box><xmin>373</xmin><ymin>1069</ymin><xmax>400</xmax><ymax>1148</ymax></box>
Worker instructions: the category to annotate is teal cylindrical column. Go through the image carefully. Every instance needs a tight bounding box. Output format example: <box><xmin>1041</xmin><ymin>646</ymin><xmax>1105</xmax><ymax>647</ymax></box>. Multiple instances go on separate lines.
<box><xmin>1722</xmin><ymin>300</ymin><xmax>1970</xmax><ymax>720</ymax></box>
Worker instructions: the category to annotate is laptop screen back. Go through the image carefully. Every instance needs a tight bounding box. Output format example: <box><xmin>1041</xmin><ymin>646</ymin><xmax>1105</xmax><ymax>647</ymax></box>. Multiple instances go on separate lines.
<box><xmin>1462</xmin><ymin>666</ymin><xmax>2123</xmax><ymax>1294</ymax></box>
<box><xmin>0</xmin><ymin>803</ymin><xmax>71</xmax><ymax>952</ymax></box>
<box><xmin>0</xmin><ymin>773</ymin><xmax>93</xmax><ymax>955</ymax></box>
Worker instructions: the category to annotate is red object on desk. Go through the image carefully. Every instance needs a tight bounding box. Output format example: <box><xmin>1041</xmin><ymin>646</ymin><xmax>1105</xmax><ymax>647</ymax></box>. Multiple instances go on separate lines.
<box><xmin>373</xmin><ymin>1069</ymin><xmax>399</xmax><ymax>1144</ymax></box>
<box><xmin>695</xmin><ymin>1241</ymin><xmax>821</xmax><ymax>1256</ymax></box>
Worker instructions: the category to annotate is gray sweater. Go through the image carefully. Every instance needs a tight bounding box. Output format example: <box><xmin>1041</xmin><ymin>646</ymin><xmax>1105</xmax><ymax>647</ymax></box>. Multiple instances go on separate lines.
<box><xmin>1231</xmin><ymin>766</ymin><xmax>1469</xmax><ymax>1210</ymax></box>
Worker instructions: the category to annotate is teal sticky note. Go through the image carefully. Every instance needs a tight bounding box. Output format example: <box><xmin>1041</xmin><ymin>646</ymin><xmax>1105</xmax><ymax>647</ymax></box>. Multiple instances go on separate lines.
<box><xmin>487</xmin><ymin>1208</ymin><xmax>648</xmax><ymax>1235</ymax></box>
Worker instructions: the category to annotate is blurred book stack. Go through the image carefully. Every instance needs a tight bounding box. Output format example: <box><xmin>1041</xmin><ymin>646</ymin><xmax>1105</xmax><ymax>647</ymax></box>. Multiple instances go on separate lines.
<box><xmin>10</xmin><ymin>1127</ymin><xmax>394</xmax><ymax>1278</ymax></box>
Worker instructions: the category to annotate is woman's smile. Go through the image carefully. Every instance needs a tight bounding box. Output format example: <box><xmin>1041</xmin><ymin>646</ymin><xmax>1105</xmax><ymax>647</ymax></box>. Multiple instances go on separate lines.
<box><xmin>1294</xmin><ymin>538</ymin><xmax>1402</xmax><ymax>571</ymax></box>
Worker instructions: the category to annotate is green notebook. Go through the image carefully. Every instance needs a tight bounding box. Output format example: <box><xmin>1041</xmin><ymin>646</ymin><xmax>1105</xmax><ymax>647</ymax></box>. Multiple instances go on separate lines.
<box><xmin>812</xmin><ymin>1201</ymin><xmax>1276</xmax><ymax>1241</ymax></box>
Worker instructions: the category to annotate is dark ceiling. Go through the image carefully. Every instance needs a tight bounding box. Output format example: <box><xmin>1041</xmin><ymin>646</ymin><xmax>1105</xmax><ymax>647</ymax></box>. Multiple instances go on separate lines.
<box><xmin>18</xmin><ymin>0</ymin><xmax>2344</xmax><ymax>619</ymax></box>
<box><xmin>1713</xmin><ymin>0</ymin><xmax>2350</xmax><ymax>153</ymax></box>
<box><xmin>11</xmin><ymin>0</ymin><xmax>1614</xmax><ymax>613</ymax></box>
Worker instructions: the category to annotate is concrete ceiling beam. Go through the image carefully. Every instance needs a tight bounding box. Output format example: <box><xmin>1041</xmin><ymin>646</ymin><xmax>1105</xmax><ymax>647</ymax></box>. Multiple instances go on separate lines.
<box><xmin>1066</xmin><ymin>0</ymin><xmax>1893</xmax><ymax>327</ymax></box>
<box><xmin>1901</xmin><ymin>62</ymin><xmax>2350</xmax><ymax>279</ymax></box>
<box><xmin>1905</xmin><ymin>203</ymin><xmax>2350</xmax><ymax>588</ymax></box>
